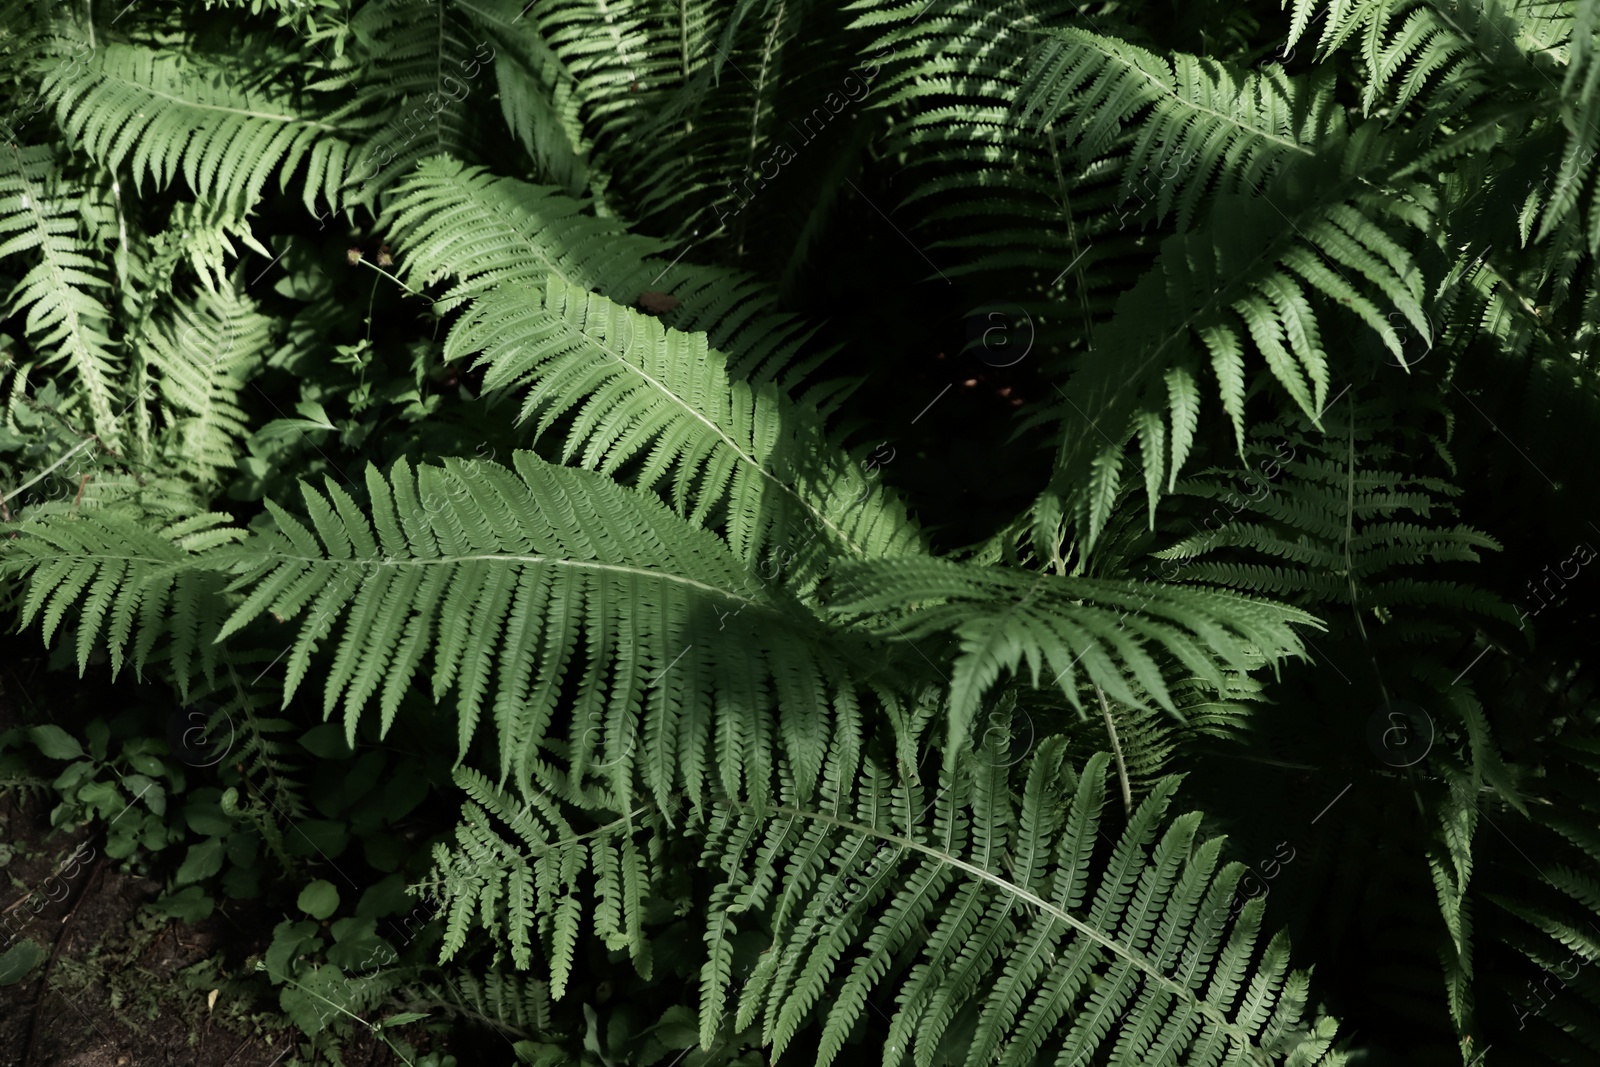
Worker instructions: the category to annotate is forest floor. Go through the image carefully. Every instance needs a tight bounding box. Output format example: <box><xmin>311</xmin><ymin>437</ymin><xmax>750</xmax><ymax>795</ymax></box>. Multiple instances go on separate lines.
<box><xmin>0</xmin><ymin>672</ymin><xmax>406</xmax><ymax>1067</ymax></box>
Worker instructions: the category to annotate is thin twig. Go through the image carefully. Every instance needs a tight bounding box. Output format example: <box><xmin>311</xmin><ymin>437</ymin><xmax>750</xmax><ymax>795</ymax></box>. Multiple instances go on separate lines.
<box><xmin>354</xmin><ymin>257</ymin><xmax>425</xmax><ymax>298</ymax></box>
<box><xmin>21</xmin><ymin>854</ymin><xmax>106</xmax><ymax>1067</ymax></box>
<box><xmin>220</xmin><ymin>1034</ymin><xmax>255</xmax><ymax>1066</ymax></box>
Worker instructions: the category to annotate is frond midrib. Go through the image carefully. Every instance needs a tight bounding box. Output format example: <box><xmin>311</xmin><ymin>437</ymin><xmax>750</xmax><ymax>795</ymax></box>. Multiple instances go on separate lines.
<box><xmin>90</xmin><ymin>45</ymin><xmax>345</xmax><ymax>131</ymax></box>
<box><xmin>1052</xmin><ymin>28</ymin><xmax>1318</xmax><ymax>159</ymax></box>
<box><xmin>278</xmin><ymin>549</ymin><xmax>765</xmax><ymax>608</ymax></box>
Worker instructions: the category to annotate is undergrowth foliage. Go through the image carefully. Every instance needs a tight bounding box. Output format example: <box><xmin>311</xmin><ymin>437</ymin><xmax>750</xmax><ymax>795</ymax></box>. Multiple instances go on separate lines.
<box><xmin>2</xmin><ymin>0</ymin><xmax>1600</xmax><ymax>1064</ymax></box>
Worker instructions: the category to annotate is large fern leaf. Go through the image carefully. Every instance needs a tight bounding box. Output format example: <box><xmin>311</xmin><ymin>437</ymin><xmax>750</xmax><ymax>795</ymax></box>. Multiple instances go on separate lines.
<box><xmin>1017</xmin><ymin>27</ymin><xmax>1339</xmax><ymax>231</ymax></box>
<box><xmin>44</xmin><ymin>41</ymin><xmax>362</xmax><ymax>218</ymax></box>
<box><xmin>212</xmin><ymin>451</ymin><xmax>885</xmax><ymax>807</ymax></box>
<box><xmin>425</xmin><ymin>739</ymin><xmax>1348</xmax><ymax>1066</ymax></box>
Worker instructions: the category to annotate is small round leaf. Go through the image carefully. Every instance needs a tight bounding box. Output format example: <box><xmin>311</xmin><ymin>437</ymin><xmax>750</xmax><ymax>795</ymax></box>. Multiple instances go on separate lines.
<box><xmin>297</xmin><ymin>879</ymin><xmax>340</xmax><ymax>920</ymax></box>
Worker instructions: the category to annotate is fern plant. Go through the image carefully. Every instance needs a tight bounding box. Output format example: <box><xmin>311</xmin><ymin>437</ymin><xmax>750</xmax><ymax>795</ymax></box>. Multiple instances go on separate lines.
<box><xmin>427</xmin><ymin>740</ymin><xmax>1350</xmax><ymax>1067</ymax></box>
<box><xmin>4</xmin><ymin>0</ymin><xmax>1600</xmax><ymax>1063</ymax></box>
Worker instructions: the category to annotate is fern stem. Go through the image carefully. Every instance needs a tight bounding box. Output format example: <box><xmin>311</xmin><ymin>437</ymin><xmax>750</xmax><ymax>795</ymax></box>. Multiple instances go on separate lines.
<box><xmin>1096</xmin><ymin>683</ymin><xmax>1133</xmax><ymax>817</ymax></box>
<box><xmin>281</xmin><ymin>552</ymin><xmax>765</xmax><ymax>608</ymax></box>
<box><xmin>365</xmin><ymin>273</ymin><xmax>380</xmax><ymax>342</ymax></box>
<box><xmin>1043</xmin><ymin>122</ymin><xmax>1095</xmax><ymax>349</ymax></box>
<box><xmin>1342</xmin><ymin>395</ymin><xmax>1391</xmax><ymax>707</ymax></box>
<box><xmin>355</xmin><ymin>258</ymin><xmax>425</xmax><ymax>299</ymax></box>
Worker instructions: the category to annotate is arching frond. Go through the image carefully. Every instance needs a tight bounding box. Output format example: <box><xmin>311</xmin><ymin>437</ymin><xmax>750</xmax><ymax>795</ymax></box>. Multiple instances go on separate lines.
<box><xmin>3</xmin><ymin>446</ymin><xmax>911</xmax><ymax>810</ymax></box>
<box><xmin>1035</xmin><ymin>165</ymin><xmax>1433</xmax><ymax>555</ymax></box>
<box><xmin>384</xmin><ymin>158</ymin><xmax>830</xmax><ymax>391</ymax></box>
<box><xmin>826</xmin><ymin>555</ymin><xmax>1321</xmax><ymax>767</ymax></box>
<box><xmin>44</xmin><ymin>41</ymin><xmax>362</xmax><ymax>218</ymax></box>
<box><xmin>425</xmin><ymin>741</ymin><xmax>1348</xmax><ymax>1067</ymax></box>
<box><xmin>214</xmin><ymin>451</ymin><xmax>889</xmax><ymax>807</ymax></box>
<box><xmin>1017</xmin><ymin>27</ymin><xmax>1339</xmax><ymax>230</ymax></box>
<box><xmin>0</xmin><ymin>509</ymin><xmax>244</xmax><ymax>687</ymax></box>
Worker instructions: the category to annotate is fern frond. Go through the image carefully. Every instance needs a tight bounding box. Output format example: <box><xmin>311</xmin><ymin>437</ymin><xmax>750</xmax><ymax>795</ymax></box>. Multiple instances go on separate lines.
<box><xmin>844</xmin><ymin>0</ymin><xmax>1118</xmax><ymax>321</ymax></box>
<box><xmin>336</xmin><ymin>0</ymin><xmax>504</xmax><ymax>206</ymax></box>
<box><xmin>1284</xmin><ymin>0</ymin><xmax>1567</xmax><ymax>115</ymax></box>
<box><xmin>1017</xmin><ymin>27</ymin><xmax>1337</xmax><ymax>230</ymax></box>
<box><xmin>142</xmin><ymin>280</ymin><xmax>273</xmax><ymax>487</ymax></box>
<box><xmin>1037</xmin><ymin>167</ymin><xmax>1432</xmax><ymax>554</ymax></box>
<box><xmin>422</xmin><ymin>739</ymin><xmax>1346</xmax><ymax>1065</ymax></box>
<box><xmin>1154</xmin><ymin>405</ymin><xmax>1518</xmax><ymax>632</ymax></box>
<box><xmin>826</xmin><ymin>555</ymin><xmax>1321</xmax><ymax>768</ymax></box>
<box><xmin>214</xmin><ymin>451</ymin><xmax>880</xmax><ymax>807</ymax></box>
<box><xmin>704</xmin><ymin>741</ymin><xmax>1345</xmax><ymax>1067</ymax></box>
<box><xmin>403</xmin><ymin>968</ymin><xmax>556</xmax><ymax>1039</ymax></box>
<box><xmin>0</xmin><ymin>509</ymin><xmax>244</xmax><ymax>690</ymax></box>
<box><xmin>425</xmin><ymin>765</ymin><xmax>656</xmax><ymax>994</ymax></box>
<box><xmin>451</xmin><ymin>275</ymin><xmax>922</xmax><ymax>578</ymax></box>
<box><xmin>1481</xmin><ymin>735</ymin><xmax>1600</xmax><ymax>1061</ymax></box>
<box><xmin>384</xmin><ymin>158</ymin><xmax>830</xmax><ymax>392</ymax></box>
<box><xmin>0</xmin><ymin>142</ymin><xmax>121</xmax><ymax>439</ymax></box>
<box><xmin>44</xmin><ymin>41</ymin><xmax>362</xmax><ymax>218</ymax></box>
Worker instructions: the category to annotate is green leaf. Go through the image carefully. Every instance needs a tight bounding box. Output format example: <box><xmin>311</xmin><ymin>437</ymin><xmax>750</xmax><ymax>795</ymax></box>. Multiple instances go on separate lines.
<box><xmin>0</xmin><ymin>940</ymin><xmax>46</xmax><ymax>985</ymax></box>
<box><xmin>117</xmin><ymin>773</ymin><xmax>165</xmax><ymax>818</ymax></box>
<box><xmin>124</xmin><ymin>752</ymin><xmax>166</xmax><ymax>777</ymax></box>
<box><xmin>356</xmin><ymin>873</ymin><xmax>414</xmax><ymax>919</ymax></box>
<box><xmin>264</xmin><ymin>918</ymin><xmax>322</xmax><ymax>981</ymax></box>
<box><xmin>299</xmin><ymin>723</ymin><xmax>353</xmax><ymax>759</ymax></box>
<box><xmin>77</xmin><ymin>779</ymin><xmax>121</xmax><ymax>819</ymax></box>
<box><xmin>183</xmin><ymin>791</ymin><xmax>236</xmax><ymax>836</ymax></box>
<box><xmin>298</xmin><ymin>879</ymin><xmax>340</xmax><ymax>920</ymax></box>
<box><xmin>28</xmin><ymin>724</ymin><xmax>83</xmax><ymax>760</ymax></box>
<box><xmin>175</xmin><ymin>838</ymin><xmax>226</xmax><ymax>886</ymax></box>
<box><xmin>84</xmin><ymin>719</ymin><xmax>109</xmax><ymax>761</ymax></box>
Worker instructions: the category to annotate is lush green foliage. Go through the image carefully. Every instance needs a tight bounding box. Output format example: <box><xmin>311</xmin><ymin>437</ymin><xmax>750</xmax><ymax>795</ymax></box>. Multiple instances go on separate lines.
<box><xmin>3</xmin><ymin>0</ymin><xmax>1600</xmax><ymax>1064</ymax></box>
